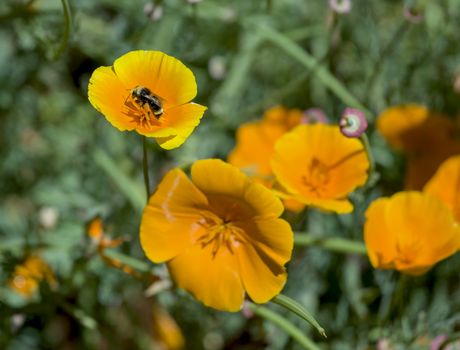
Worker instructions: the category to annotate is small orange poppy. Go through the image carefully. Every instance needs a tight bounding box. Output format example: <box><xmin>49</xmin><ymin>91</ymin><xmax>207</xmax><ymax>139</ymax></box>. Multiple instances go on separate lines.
<box><xmin>271</xmin><ymin>124</ymin><xmax>369</xmax><ymax>213</ymax></box>
<box><xmin>140</xmin><ymin>159</ymin><xmax>293</xmax><ymax>311</ymax></box>
<box><xmin>88</xmin><ymin>50</ymin><xmax>207</xmax><ymax>149</ymax></box>
<box><xmin>364</xmin><ymin>191</ymin><xmax>460</xmax><ymax>275</ymax></box>
<box><xmin>152</xmin><ymin>304</ymin><xmax>185</xmax><ymax>350</ymax></box>
<box><xmin>9</xmin><ymin>256</ymin><xmax>57</xmax><ymax>297</ymax></box>
<box><xmin>424</xmin><ymin>155</ymin><xmax>460</xmax><ymax>222</ymax></box>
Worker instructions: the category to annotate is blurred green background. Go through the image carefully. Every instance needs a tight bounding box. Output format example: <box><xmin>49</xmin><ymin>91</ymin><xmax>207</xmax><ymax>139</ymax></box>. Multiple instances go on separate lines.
<box><xmin>1</xmin><ymin>0</ymin><xmax>460</xmax><ymax>349</ymax></box>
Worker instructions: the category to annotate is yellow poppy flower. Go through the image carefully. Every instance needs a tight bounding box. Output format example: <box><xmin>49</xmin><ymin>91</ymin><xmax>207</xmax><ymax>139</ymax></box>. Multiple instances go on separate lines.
<box><xmin>377</xmin><ymin>104</ymin><xmax>460</xmax><ymax>189</ymax></box>
<box><xmin>271</xmin><ymin>124</ymin><xmax>369</xmax><ymax>214</ymax></box>
<box><xmin>88</xmin><ymin>50</ymin><xmax>207</xmax><ymax>150</ymax></box>
<box><xmin>140</xmin><ymin>159</ymin><xmax>293</xmax><ymax>311</ymax></box>
<box><xmin>424</xmin><ymin>155</ymin><xmax>460</xmax><ymax>222</ymax></box>
<box><xmin>9</xmin><ymin>256</ymin><xmax>57</xmax><ymax>297</ymax></box>
<box><xmin>364</xmin><ymin>192</ymin><xmax>460</xmax><ymax>276</ymax></box>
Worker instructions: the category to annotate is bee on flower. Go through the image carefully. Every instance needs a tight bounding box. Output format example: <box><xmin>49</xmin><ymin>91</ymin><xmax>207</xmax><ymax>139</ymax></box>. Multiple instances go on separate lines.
<box><xmin>88</xmin><ymin>50</ymin><xmax>207</xmax><ymax>150</ymax></box>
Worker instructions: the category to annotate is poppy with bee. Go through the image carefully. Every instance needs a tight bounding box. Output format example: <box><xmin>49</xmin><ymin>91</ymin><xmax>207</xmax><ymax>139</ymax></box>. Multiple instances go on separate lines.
<box><xmin>130</xmin><ymin>86</ymin><xmax>164</xmax><ymax>118</ymax></box>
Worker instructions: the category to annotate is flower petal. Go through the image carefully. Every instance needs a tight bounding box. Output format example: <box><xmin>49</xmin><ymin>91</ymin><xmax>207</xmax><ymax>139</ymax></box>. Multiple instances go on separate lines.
<box><xmin>191</xmin><ymin>159</ymin><xmax>284</xmax><ymax>218</ymax></box>
<box><xmin>88</xmin><ymin>66</ymin><xmax>137</xmax><ymax>131</ymax></box>
<box><xmin>113</xmin><ymin>50</ymin><xmax>197</xmax><ymax>108</ymax></box>
<box><xmin>140</xmin><ymin>169</ymin><xmax>209</xmax><ymax>263</ymax></box>
<box><xmin>424</xmin><ymin>155</ymin><xmax>460</xmax><ymax>222</ymax></box>
<box><xmin>146</xmin><ymin>102</ymin><xmax>207</xmax><ymax>150</ymax></box>
<box><xmin>167</xmin><ymin>244</ymin><xmax>245</xmax><ymax>311</ymax></box>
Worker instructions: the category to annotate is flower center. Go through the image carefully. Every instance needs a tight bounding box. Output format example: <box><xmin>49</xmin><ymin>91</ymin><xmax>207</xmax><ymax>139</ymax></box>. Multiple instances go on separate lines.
<box><xmin>301</xmin><ymin>158</ymin><xmax>330</xmax><ymax>195</ymax></box>
<box><xmin>196</xmin><ymin>212</ymin><xmax>244</xmax><ymax>258</ymax></box>
<box><xmin>122</xmin><ymin>86</ymin><xmax>164</xmax><ymax>129</ymax></box>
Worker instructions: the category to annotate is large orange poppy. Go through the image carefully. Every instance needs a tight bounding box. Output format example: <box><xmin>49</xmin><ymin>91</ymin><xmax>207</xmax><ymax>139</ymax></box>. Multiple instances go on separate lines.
<box><xmin>140</xmin><ymin>159</ymin><xmax>293</xmax><ymax>311</ymax></box>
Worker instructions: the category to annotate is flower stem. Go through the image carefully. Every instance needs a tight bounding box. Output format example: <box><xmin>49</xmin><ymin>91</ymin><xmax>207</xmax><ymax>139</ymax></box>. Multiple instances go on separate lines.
<box><xmin>360</xmin><ymin>133</ymin><xmax>379</xmax><ymax>187</ymax></box>
<box><xmin>294</xmin><ymin>233</ymin><xmax>367</xmax><ymax>255</ymax></box>
<box><xmin>142</xmin><ymin>136</ymin><xmax>151</xmax><ymax>202</ymax></box>
<box><xmin>247</xmin><ymin>302</ymin><xmax>321</xmax><ymax>350</ymax></box>
<box><xmin>53</xmin><ymin>0</ymin><xmax>72</xmax><ymax>60</ymax></box>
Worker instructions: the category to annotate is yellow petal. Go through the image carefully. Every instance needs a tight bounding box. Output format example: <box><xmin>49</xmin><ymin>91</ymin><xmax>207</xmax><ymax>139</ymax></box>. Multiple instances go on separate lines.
<box><xmin>149</xmin><ymin>102</ymin><xmax>207</xmax><ymax>150</ymax></box>
<box><xmin>113</xmin><ymin>50</ymin><xmax>197</xmax><ymax>108</ymax></box>
<box><xmin>191</xmin><ymin>159</ymin><xmax>284</xmax><ymax>218</ymax></box>
<box><xmin>88</xmin><ymin>66</ymin><xmax>137</xmax><ymax>131</ymax></box>
<box><xmin>140</xmin><ymin>169</ymin><xmax>208</xmax><ymax>263</ymax></box>
<box><xmin>167</xmin><ymin>244</ymin><xmax>245</xmax><ymax>312</ymax></box>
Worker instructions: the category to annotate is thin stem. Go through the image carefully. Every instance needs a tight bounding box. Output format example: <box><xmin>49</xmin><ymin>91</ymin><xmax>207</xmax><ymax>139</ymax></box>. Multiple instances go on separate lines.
<box><xmin>53</xmin><ymin>0</ymin><xmax>72</xmax><ymax>60</ymax></box>
<box><xmin>360</xmin><ymin>133</ymin><xmax>378</xmax><ymax>187</ymax></box>
<box><xmin>142</xmin><ymin>136</ymin><xmax>151</xmax><ymax>202</ymax></box>
<box><xmin>247</xmin><ymin>303</ymin><xmax>321</xmax><ymax>350</ymax></box>
<box><xmin>294</xmin><ymin>233</ymin><xmax>367</xmax><ymax>255</ymax></box>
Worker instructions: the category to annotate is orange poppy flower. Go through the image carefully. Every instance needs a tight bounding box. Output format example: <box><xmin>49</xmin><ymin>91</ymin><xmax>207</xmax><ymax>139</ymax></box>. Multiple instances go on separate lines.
<box><xmin>377</xmin><ymin>104</ymin><xmax>460</xmax><ymax>189</ymax></box>
<box><xmin>228</xmin><ymin>106</ymin><xmax>306</xmax><ymax>211</ymax></box>
<box><xmin>140</xmin><ymin>159</ymin><xmax>293</xmax><ymax>311</ymax></box>
<box><xmin>228</xmin><ymin>106</ymin><xmax>304</xmax><ymax>179</ymax></box>
<box><xmin>271</xmin><ymin>124</ymin><xmax>369</xmax><ymax>213</ymax></box>
<box><xmin>9</xmin><ymin>256</ymin><xmax>57</xmax><ymax>297</ymax></box>
<box><xmin>364</xmin><ymin>192</ymin><xmax>460</xmax><ymax>276</ymax></box>
<box><xmin>88</xmin><ymin>50</ymin><xmax>207</xmax><ymax>150</ymax></box>
<box><xmin>152</xmin><ymin>304</ymin><xmax>185</xmax><ymax>350</ymax></box>
<box><xmin>424</xmin><ymin>155</ymin><xmax>460</xmax><ymax>222</ymax></box>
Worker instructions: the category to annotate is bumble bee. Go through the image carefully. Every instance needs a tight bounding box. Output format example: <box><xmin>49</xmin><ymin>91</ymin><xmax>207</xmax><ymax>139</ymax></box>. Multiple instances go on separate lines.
<box><xmin>130</xmin><ymin>86</ymin><xmax>163</xmax><ymax>118</ymax></box>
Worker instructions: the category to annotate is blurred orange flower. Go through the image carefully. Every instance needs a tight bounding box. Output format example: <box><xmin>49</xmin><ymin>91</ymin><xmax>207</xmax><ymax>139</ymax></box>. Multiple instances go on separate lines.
<box><xmin>9</xmin><ymin>256</ymin><xmax>57</xmax><ymax>297</ymax></box>
<box><xmin>364</xmin><ymin>192</ymin><xmax>460</xmax><ymax>275</ymax></box>
<box><xmin>152</xmin><ymin>304</ymin><xmax>185</xmax><ymax>350</ymax></box>
<box><xmin>88</xmin><ymin>50</ymin><xmax>207</xmax><ymax>150</ymax></box>
<box><xmin>377</xmin><ymin>104</ymin><xmax>460</xmax><ymax>189</ymax></box>
<box><xmin>271</xmin><ymin>124</ymin><xmax>369</xmax><ymax>213</ymax></box>
<box><xmin>228</xmin><ymin>106</ymin><xmax>303</xmax><ymax>180</ymax></box>
<box><xmin>228</xmin><ymin>106</ymin><xmax>306</xmax><ymax>211</ymax></box>
<box><xmin>424</xmin><ymin>155</ymin><xmax>460</xmax><ymax>222</ymax></box>
<box><xmin>140</xmin><ymin>159</ymin><xmax>293</xmax><ymax>311</ymax></box>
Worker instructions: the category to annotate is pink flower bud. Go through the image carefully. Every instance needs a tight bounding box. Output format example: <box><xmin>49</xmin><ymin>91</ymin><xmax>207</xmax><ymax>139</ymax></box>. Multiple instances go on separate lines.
<box><xmin>339</xmin><ymin>107</ymin><xmax>368</xmax><ymax>137</ymax></box>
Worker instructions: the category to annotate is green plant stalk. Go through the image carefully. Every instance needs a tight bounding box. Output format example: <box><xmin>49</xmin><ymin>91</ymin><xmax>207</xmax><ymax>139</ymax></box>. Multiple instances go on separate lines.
<box><xmin>93</xmin><ymin>149</ymin><xmax>144</xmax><ymax>213</ymax></box>
<box><xmin>272</xmin><ymin>294</ymin><xmax>326</xmax><ymax>338</ymax></box>
<box><xmin>54</xmin><ymin>0</ymin><xmax>72</xmax><ymax>59</ymax></box>
<box><xmin>253</xmin><ymin>22</ymin><xmax>372</xmax><ymax>117</ymax></box>
<box><xmin>142</xmin><ymin>136</ymin><xmax>151</xmax><ymax>203</ymax></box>
<box><xmin>247</xmin><ymin>303</ymin><xmax>321</xmax><ymax>350</ymax></box>
<box><xmin>360</xmin><ymin>133</ymin><xmax>378</xmax><ymax>187</ymax></box>
<box><xmin>294</xmin><ymin>233</ymin><xmax>367</xmax><ymax>255</ymax></box>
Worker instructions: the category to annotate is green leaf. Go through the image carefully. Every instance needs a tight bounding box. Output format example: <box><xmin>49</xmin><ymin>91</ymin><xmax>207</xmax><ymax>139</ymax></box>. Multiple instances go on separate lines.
<box><xmin>272</xmin><ymin>294</ymin><xmax>326</xmax><ymax>338</ymax></box>
<box><xmin>247</xmin><ymin>302</ymin><xmax>322</xmax><ymax>350</ymax></box>
<box><xmin>93</xmin><ymin>148</ymin><xmax>145</xmax><ymax>214</ymax></box>
<box><xmin>251</xmin><ymin>20</ymin><xmax>372</xmax><ymax>117</ymax></box>
<box><xmin>294</xmin><ymin>233</ymin><xmax>367</xmax><ymax>255</ymax></box>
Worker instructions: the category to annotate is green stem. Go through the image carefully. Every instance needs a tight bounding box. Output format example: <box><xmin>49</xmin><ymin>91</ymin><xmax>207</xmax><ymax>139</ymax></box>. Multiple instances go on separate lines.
<box><xmin>142</xmin><ymin>136</ymin><xmax>151</xmax><ymax>202</ymax></box>
<box><xmin>247</xmin><ymin>303</ymin><xmax>322</xmax><ymax>350</ymax></box>
<box><xmin>360</xmin><ymin>133</ymin><xmax>378</xmax><ymax>187</ymax></box>
<box><xmin>53</xmin><ymin>0</ymin><xmax>72</xmax><ymax>60</ymax></box>
<box><xmin>294</xmin><ymin>233</ymin><xmax>367</xmax><ymax>255</ymax></box>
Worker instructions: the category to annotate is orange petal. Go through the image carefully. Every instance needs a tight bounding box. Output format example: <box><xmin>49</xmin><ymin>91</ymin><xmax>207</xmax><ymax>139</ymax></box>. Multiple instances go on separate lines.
<box><xmin>271</xmin><ymin>124</ymin><xmax>368</xmax><ymax>213</ymax></box>
<box><xmin>424</xmin><ymin>155</ymin><xmax>460</xmax><ymax>222</ymax></box>
<box><xmin>236</xmin><ymin>218</ymin><xmax>292</xmax><ymax>303</ymax></box>
<box><xmin>167</xmin><ymin>244</ymin><xmax>245</xmax><ymax>312</ymax></box>
<box><xmin>113</xmin><ymin>50</ymin><xmax>197</xmax><ymax>108</ymax></box>
<box><xmin>364</xmin><ymin>191</ymin><xmax>460</xmax><ymax>275</ymax></box>
<box><xmin>88</xmin><ymin>66</ymin><xmax>137</xmax><ymax>131</ymax></box>
<box><xmin>140</xmin><ymin>169</ymin><xmax>209</xmax><ymax>263</ymax></box>
<box><xmin>191</xmin><ymin>159</ymin><xmax>284</xmax><ymax>218</ymax></box>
